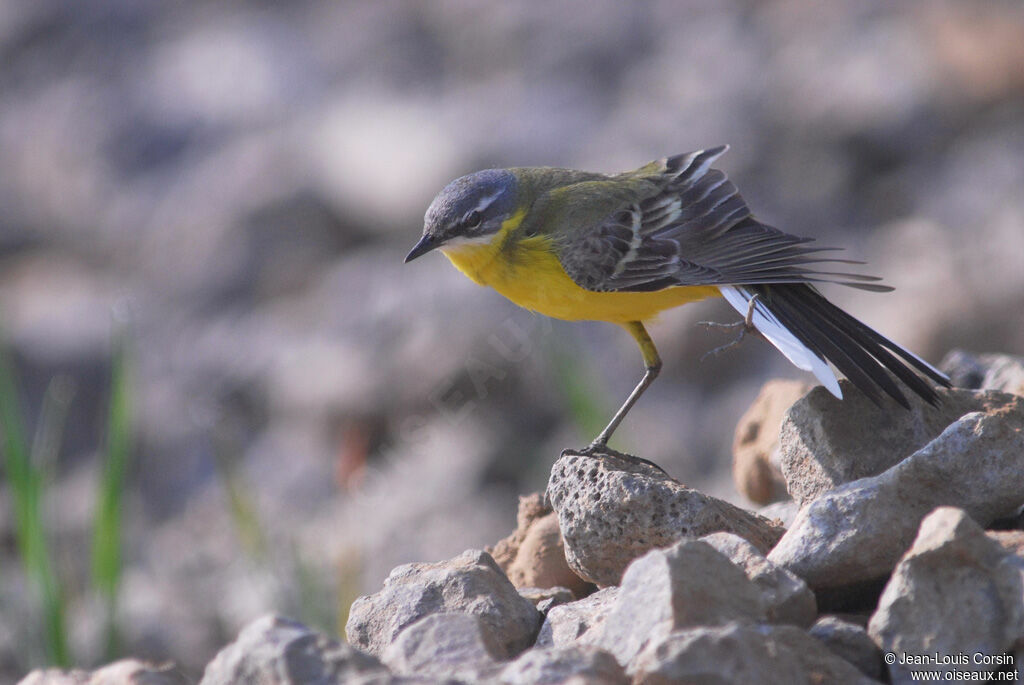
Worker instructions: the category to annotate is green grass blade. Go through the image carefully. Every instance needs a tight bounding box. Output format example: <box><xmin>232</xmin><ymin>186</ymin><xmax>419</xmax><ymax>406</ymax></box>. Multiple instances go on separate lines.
<box><xmin>293</xmin><ymin>543</ymin><xmax>336</xmax><ymax>636</ymax></box>
<box><xmin>214</xmin><ymin>446</ymin><xmax>268</xmax><ymax>562</ymax></box>
<box><xmin>0</xmin><ymin>336</ymin><xmax>70</xmax><ymax>666</ymax></box>
<box><xmin>0</xmin><ymin>340</ymin><xmax>31</xmax><ymax>555</ymax></box>
<box><xmin>91</xmin><ymin>334</ymin><xmax>132</xmax><ymax>657</ymax></box>
<box><xmin>33</xmin><ymin>376</ymin><xmax>76</xmax><ymax>482</ymax></box>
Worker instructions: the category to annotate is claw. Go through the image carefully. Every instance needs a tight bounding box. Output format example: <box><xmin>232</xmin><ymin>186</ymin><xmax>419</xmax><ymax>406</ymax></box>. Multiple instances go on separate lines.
<box><xmin>700</xmin><ymin>325</ymin><xmax>754</xmax><ymax>361</ymax></box>
<box><xmin>565</xmin><ymin>444</ymin><xmax>671</xmax><ymax>476</ymax></box>
<box><xmin>699</xmin><ymin>293</ymin><xmax>761</xmax><ymax>361</ymax></box>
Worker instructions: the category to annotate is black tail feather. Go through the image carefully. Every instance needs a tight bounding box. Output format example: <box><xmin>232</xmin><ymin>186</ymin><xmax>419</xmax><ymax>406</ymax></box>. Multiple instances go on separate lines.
<box><xmin>749</xmin><ymin>284</ymin><xmax>950</xmax><ymax>407</ymax></box>
<box><xmin>786</xmin><ymin>286</ymin><xmax>950</xmax><ymax>399</ymax></box>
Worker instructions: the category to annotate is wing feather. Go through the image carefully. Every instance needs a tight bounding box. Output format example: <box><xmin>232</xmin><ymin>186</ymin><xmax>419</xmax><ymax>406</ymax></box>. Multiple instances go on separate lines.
<box><xmin>555</xmin><ymin>146</ymin><xmax>889</xmax><ymax>294</ymax></box>
<box><xmin>547</xmin><ymin>147</ymin><xmax>950</xmax><ymax>406</ymax></box>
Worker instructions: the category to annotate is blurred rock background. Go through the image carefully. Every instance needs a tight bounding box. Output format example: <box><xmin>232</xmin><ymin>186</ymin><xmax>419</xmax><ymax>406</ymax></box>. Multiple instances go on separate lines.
<box><xmin>0</xmin><ymin>0</ymin><xmax>1022</xmax><ymax>679</ymax></box>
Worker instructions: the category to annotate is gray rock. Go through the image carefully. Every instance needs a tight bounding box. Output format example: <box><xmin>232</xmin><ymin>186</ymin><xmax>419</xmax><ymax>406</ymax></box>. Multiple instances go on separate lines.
<box><xmin>547</xmin><ymin>451</ymin><xmax>784</xmax><ymax>586</ymax></box>
<box><xmin>489</xmin><ymin>494</ymin><xmax>593</xmax><ymax>600</ymax></box>
<box><xmin>732</xmin><ymin>379</ymin><xmax>811</xmax><ymax>505</ymax></box>
<box><xmin>345</xmin><ymin>549</ymin><xmax>540</xmax><ymax>659</ymax></box>
<box><xmin>90</xmin><ymin>662</ymin><xmax>189</xmax><ymax>685</ymax></box>
<box><xmin>382</xmin><ymin>613</ymin><xmax>503</xmax><ymax>682</ymax></box>
<box><xmin>199</xmin><ymin>615</ymin><xmax>388</xmax><ymax>685</ymax></box>
<box><xmin>941</xmin><ymin>350</ymin><xmax>1024</xmax><ymax>395</ymax></box>
<box><xmin>809</xmin><ymin>616</ymin><xmax>883</xmax><ymax>680</ymax></box>
<box><xmin>769</xmin><ymin>407</ymin><xmax>1024</xmax><ymax>590</ymax></box>
<box><xmin>20</xmin><ymin>661</ymin><xmax>187</xmax><ymax>685</ymax></box>
<box><xmin>630</xmin><ymin>623</ymin><xmax>878</xmax><ymax>685</ymax></box>
<box><xmin>536</xmin><ymin>587</ymin><xmax>619</xmax><ymax>648</ymax></box>
<box><xmin>779</xmin><ymin>384</ymin><xmax>1020</xmax><ymax>506</ymax></box>
<box><xmin>868</xmin><ymin>507</ymin><xmax>1024</xmax><ymax>685</ymax></box>
<box><xmin>518</xmin><ymin>586</ymin><xmax>576</xmax><ymax>615</ymax></box>
<box><xmin>758</xmin><ymin>500</ymin><xmax>801</xmax><ymax>529</ymax></box>
<box><xmin>597</xmin><ymin>540</ymin><xmax>766</xmax><ymax>666</ymax></box>
<box><xmin>498</xmin><ymin>645</ymin><xmax>628</xmax><ymax>684</ymax></box>
<box><xmin>701</xmin><ymin>532</ymin><xmax>817</xmax><ymax>627</ymax></box>
<box><xmin>989</xmin><ymin>530</ymin><xmax>1024</xmax><ymax>558</ymax></box>
<box><xmin>18</xmin><ymin>671</ymin><xmax>90</xmax><ymax>685</ymax></box>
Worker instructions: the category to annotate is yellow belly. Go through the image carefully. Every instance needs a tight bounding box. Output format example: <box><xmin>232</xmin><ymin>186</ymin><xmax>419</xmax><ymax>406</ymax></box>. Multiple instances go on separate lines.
<box><xmin>441</xmin><ymin>234</ymin><xmax>718</xmax><ymax>324</ymax></box>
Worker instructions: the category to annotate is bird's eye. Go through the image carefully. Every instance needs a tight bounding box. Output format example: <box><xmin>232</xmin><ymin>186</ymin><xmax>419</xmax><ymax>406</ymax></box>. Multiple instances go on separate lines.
<box><xmin>463</xmin><ymin>210</ymin><xmax>482</xmax><ymax>229</ymax></box>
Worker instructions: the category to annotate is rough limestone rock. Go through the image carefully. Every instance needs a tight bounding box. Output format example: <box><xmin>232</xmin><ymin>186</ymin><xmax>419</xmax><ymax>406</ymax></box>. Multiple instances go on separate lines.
<box><xmin>489</xmin><ymin>493</ymin><xmax>549</xmax><ymax>570</ymax></box>
<box><xmin>381</xmin><ymin>612</ymin><xmax>503</xmax><ymax>682</ymax></box>
<box><xmin>941</xmin><ymin>350</ymin><xmax>1024</xmax><ymax>396</ymax></box>
<box><xmin>535</xmin><ymin>587</ymin><xmax>619</xmax><ymax>648</ymax></box>
<box><xmin>518</xmin><ymin>586</ymin><xmax>576</xmax><ymax>615</ymax></box>
<box><xmin>18</xmin><ymin>671</ymin><xmax>90</xmax><ymax>685</ymax></box>
<box><xmin>809</xmin><ymin>616</ymin><xmax>883</xmax><ymax>680</ymax></box>
<box><xmin>769</xmin><ymin>407</ymin><xmax>1024</xmax><ymax>590</ymax></box>
<box><xmin>732</xmin><ymin>379</ymin><xmax>811</xmax><ymax>504</ymax></box>
<box><xmin>489</xmin><ymin>493</ymin><xmax>592</xmax><ymax>599</ymax></box>
<box><xmin>547</xmin><ymin>450</ymin><xmax>784</xmax><ymax>586</ymax></box>
<box><xmin>498</xmin><ymin>645</ymin><xmax>628</xmax><ymax>685</ymax></box>
<box><xmin>779</xmin><ymin>384</ymin><xmax>1020</xmax><ymax>506</ymax></box>
<box><xmin>629</xmin><ymin>623</ymin><xmax>878</xmax><ymax>685</ymax></box>
<box><xmin>199</xmin><ymin>615</ymin><xmax>388</xmax><ymax>685</ymax></box>
<box><xmin>868</xmin><ymin>507</ymin><xmax>1024</xmax><ymax>685</ymax></box>
<box><xmin>758</xmin><ymin>500</ymin><xmax>800</xmax><ymax>529</ymax></box>
<box><xmin>345</xmin><ymin>549</ymin><xmax>540</xmax><ymax>659</ymax></box>
<box><xmin>990</xmin><ymin>530</ymin><xmax>1024</xmax><ymax>558</ymax></box>
<box><xmin>597</xmin><ymin>540</ymin><xmax>766</xmax><ymax>667</ymax></box>
<box><xmin>20</xmin><ymin>661</ymin><xmax>187</xmax><ymax>685</ymax></box>
<box><xmin>701</xmin><ymin>532</ymin><xmax>817</xmax><ymax>627</ymax></box>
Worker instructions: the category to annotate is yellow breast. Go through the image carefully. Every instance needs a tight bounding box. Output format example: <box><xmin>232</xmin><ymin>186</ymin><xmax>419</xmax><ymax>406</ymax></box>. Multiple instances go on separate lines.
<box><xmin>440</xmin><ymin>216</ymin><xmax>718</xmax><ymax>324</ymax></box>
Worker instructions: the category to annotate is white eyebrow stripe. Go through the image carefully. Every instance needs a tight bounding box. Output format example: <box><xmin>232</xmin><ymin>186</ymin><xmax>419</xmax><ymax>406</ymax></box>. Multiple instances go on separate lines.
<box><xmin>470</xmin><ymin>188</ymin><xmax>503</xmax><ymax>215</ymax></box>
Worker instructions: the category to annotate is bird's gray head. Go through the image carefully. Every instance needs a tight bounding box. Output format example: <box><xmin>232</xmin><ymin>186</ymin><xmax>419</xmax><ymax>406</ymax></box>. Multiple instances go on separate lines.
<box><xmin>405</xmin><ymin>169</ymin><xmax>518</xmax><ymax>262</ymax></box>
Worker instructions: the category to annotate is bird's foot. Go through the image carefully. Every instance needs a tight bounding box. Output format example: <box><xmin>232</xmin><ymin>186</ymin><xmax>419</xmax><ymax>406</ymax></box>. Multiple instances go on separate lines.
<box><xmin>565</xmin><ymin>443</ymin><xmax>670</xmax><ymax>476</ymax></box>
<box><xmin>697</xmin><ymin>320</ymin><xmax>758</xmax><ymax>360</ymax></box>
<box><xmin>698</xmin><ymin>293</ymin><xmax>761</xmax><ymax>361</ymax></box>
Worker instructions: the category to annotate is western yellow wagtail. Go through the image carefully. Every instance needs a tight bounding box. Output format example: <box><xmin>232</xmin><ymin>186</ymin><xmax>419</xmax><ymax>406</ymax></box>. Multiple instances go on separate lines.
<box><xmin>406</xmin><ymin>146</ymin><xmax>950</xmax><ymax>450</ymax></box>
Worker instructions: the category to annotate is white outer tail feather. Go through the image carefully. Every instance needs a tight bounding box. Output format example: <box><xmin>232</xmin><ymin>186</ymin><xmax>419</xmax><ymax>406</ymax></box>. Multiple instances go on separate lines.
<box><xmin>719</xmin><ymin>285</ymin><xmax>843</xmax><ymax>399</ymax></box>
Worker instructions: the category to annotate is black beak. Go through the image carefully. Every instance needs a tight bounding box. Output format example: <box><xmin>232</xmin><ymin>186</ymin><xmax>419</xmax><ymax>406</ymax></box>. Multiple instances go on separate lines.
<box><xmin>404</xmin><ymin>234</ymin><xmax>441</xmax><ymax>263</ymax></box>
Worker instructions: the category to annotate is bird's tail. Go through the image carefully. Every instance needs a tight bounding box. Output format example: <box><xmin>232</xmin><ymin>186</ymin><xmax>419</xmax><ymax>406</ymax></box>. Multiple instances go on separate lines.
<box><xmin>719</xmin><ymin>284</ymin><xmax>950</xmax><ymax>407</ymax></box>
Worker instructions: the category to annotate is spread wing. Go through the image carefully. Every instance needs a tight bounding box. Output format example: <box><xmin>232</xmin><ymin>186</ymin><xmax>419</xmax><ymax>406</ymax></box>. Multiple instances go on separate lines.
<box><xmin>556</xmin><ymin>146</ymin><xmax>889</xmax><ymax>293</ymax></box>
